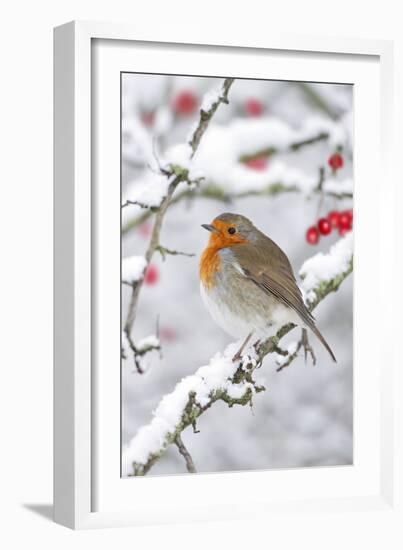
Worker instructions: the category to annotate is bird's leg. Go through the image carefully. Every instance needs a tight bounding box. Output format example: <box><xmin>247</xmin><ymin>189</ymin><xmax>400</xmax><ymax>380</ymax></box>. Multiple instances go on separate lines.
<box><xmin>301</xmin><ymin>328</ymin><xmax>316</xmax><ymax>366</ymax></box>
<box><xmin>232</xmin><ymin>332</ymin><xmax>253</xmax><ymax>362</ymax></box>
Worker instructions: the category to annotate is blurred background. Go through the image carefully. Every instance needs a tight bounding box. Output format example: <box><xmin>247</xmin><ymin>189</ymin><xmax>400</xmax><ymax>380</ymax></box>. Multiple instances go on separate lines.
<box><xmin>121</xmin><ymin>74</ymin><xmax>353</xmax><ymax>476</ymax></box>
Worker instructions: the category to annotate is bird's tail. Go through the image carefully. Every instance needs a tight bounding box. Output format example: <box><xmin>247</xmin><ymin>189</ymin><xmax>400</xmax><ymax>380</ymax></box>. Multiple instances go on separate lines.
<box><xmin>310</xmin><ymin>324</ymin><xmax>337</xmax><ymax>362</ymax></box>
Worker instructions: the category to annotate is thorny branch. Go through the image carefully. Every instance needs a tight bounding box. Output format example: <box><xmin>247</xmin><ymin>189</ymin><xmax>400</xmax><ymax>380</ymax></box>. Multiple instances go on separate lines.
<box><xmin>128</xmin><ymin>253</ymin><xmax>353</xmax><ymax>476</ymax></box>
<box><xmin>123</xmin><ymin>78</ymin><xmax>235</xmax><ymax>371</ymax></box>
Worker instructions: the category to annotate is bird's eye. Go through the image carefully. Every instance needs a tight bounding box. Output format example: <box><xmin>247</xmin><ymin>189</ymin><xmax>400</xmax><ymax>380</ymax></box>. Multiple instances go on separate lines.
<box><xmin>228</xmin><ymin>227</ymin><xmax>236</xmax><ymax>235</ymax></box>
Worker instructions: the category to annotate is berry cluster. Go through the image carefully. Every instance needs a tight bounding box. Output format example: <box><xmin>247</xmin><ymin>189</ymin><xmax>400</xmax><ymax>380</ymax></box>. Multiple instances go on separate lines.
<box><xmin>306</xmin><ymin>209</ymin><xmax>353</xmax><ymax>245</ymax></box>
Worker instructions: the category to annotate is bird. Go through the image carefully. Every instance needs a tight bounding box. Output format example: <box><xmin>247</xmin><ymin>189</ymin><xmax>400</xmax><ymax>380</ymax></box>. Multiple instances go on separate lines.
<box><xmin>199</xmin><ymin>212</ymin><xmax>336</xmax><ymax>363</ymax></box>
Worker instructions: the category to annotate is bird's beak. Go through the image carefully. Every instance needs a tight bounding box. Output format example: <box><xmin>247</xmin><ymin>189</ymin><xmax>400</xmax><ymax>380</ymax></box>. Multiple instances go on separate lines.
<box><xmin>201</xmin><ymin>223</ymin><xmax>220</xmax><ymax>234</ymax></box>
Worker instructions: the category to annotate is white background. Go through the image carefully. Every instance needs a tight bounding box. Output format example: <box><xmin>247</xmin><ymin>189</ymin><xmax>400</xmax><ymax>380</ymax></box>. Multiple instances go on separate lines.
<box><xmin>0</xmin><ymin>0</ymin><xmax>402</xmax><ymax>548</ymax></box>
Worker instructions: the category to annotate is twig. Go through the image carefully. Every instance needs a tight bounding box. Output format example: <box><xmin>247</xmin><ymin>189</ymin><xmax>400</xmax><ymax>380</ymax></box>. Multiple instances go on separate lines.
<box><xmin>122</xmin><ymin>181</ymin><xmax>352</xmax><ymax>233</ymax></box>
<box><xmin>174</xmin><ymin>434</ymin><xmax>197</xmax><ymax>473</ymax></box>
<box><xmin>189</xmin><ymin>78</ymin><xmax>234</xmax><ymax>156</ymax></box>
<box><xmin>296</xmin><ymin>82</ymin><xmax>340</xmax><ymax>120</ymax></box>
<box><xmin>239</xmin><ymin>132</ymin><xmax>329</xmax><ymax>163</ymax></box>
<box><xmin>156</xmin><ymin>245</ymin><xmax>195</xmax><ymax>261</ymax></box>
<box><xmin>122</xmin><ymin>199</ymin><xmax>160</xmax><ymax>210</ymax></box>
<box><xmin>124</xmin><ymin>332</ymin><xmax>161</xmax><ymax>374</ymax></box>
<box><xmin>123</xmin><ymin>78</ymin><xmax>235</xmax><ymax>370</ymax></box>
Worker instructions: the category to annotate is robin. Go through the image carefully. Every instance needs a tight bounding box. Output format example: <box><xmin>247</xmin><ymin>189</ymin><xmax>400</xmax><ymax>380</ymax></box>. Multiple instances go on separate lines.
<box><xmin>200</xmin><ymin>212</ymin><xmax>336</xmax><ymax>363</ymax></box>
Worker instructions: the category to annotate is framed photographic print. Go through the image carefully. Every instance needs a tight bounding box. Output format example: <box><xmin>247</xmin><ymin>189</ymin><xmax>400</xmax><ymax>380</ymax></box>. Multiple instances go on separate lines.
<box><xmin>54</xmin><ymin>21</ymin><xmax>395</xmax><ymax>529</ymax></box>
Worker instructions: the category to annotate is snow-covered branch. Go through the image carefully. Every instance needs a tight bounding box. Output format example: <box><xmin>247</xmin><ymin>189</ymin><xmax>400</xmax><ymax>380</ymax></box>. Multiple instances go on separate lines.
<box><xmin>122</xmin><ymin>112</ymin><xmax>352</xmax><ymax>233</ymax></box>
<box><xmin>123</xmin><ymin>233</ymin><xmax>353</xmax><ymax>476</ymax></box>
<box><xmin>122</xmin><ymin>78</ymin><xmax>235</xmax><ymax>372</ymax></box>
<box><xmin>123</xmin><ymin>168</ymin><xmax>353</xmax><ymax>233</ymax></box>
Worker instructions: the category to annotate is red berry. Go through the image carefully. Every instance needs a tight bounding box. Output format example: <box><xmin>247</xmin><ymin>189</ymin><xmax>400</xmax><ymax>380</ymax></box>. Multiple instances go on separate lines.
<box><xmin>144</xmin><ymin>264</ymin><xmax>159</xmax><ymax>285</ymax></box>
<box><xmin>306</xmin><ymin>226</ymin><xmax>320</xmax><ymax>245</ymax></box>
<box><xmin>138</xmin><ymin>222</ymin><xmax>152</xmax><ymax>238</ymax></box>
<box><xmin>244</xmin><ymin>98</ymin><xmax>264</xmax><ymax>117</ymax></box>
<box><xmin>244</xmin><ymin>157</ymin><xmax>268</xmax><ymax>171</ymax></box>
<box><xmin>141</xmin><ymin>111</ymin><xmax>155</xmax><ymax>126</ymax></box>
<box><xmin>338</xmin><ymin>226</ymin><xmax>350</xmax><ymax>237</ymax></box>
<box><xmin>328</xmin><ymin>153</ymin><xmax>344</xmax><ymax>171</ymax></box>
<box><xmin>345</xmin><ymin>209</ymin><xmax>353</xmax><ymax>224</ymax></box>
<box><xmin>338</xmin><ymin>211</ymin><xmax>352</xmax><ymax>230</ymax></box>
<box><xmin>328</xmin><ymin>210</ymin><xmax>340</xmax><ymax>228</ymax></box>
<box><xmin>172</xmin><ymin>90</ymin><xmax>198</xmax><ymax>116</ymax></box>
<box><xmin>160</xmin><ymin>326</ymin><xmax>177</xmax><ymax>343</ymax></box>
<box><xmin>318</xmin><ymin>217</ymin><xmax>332</xmax><ymax>236</ymax></box>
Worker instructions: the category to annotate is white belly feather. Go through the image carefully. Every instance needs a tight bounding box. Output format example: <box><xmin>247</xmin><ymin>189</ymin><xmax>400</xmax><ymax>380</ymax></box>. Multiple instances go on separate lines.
<box><xmin>200</xmin><ymin>282</ymin><xmax>302</xmax><ymax>340</ymax></box>
<box><xmin>200</xmin><ymin>282</ymin><xmax>252</xmax><ymax>338</ymax></box>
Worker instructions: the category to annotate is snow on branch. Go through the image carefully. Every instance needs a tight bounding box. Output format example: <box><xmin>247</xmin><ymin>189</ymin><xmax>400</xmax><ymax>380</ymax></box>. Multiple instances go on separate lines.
<box><xmin>122</xmin><ymin>78</ymin><xmax>235</xmax><ymax>373</ymax></box>
<box><xmin>122</xmin><ymin>233</ymin><xmax>354</xmax><ymax>476</ymax></box>
<box><xmin>122</xmin><ymin>255</ymin><xmax>147</xmax><ymax>284</ymax></box>
<box><xmin>123</xmin><ymin>168</ymin><xmax>353</xmax><ymax>234</ymax></box>
<box><xmin>300</xmin><ymin>231</ymin><xmax>353</xmax><ymax>307</ymax></box>
<box><xmin>122</xmin><ymin>112</ymin><xmax>352</xmax><ymax>233</ymax></box>
<box><xmin>123</xmin><ymin>114</ymin><xmax>349</xmax><ymax>212</ymax></box>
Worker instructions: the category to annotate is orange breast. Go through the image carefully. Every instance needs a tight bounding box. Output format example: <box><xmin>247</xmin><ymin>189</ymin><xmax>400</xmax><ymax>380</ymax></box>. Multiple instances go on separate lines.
<box><xmin>200</xmin><ymin>246</ymin><xmax>221</xmax><ymax>290</ymax></box>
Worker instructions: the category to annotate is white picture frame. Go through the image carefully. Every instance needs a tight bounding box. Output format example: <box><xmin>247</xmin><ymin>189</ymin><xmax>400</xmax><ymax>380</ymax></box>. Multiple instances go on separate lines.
<box><xmin>54</xmin><ymin>20</ymin><xmax>395</xmax><ymax>529</ymax></box>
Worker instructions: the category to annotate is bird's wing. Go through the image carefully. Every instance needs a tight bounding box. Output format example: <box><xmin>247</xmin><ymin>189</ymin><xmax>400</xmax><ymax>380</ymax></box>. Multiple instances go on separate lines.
<box><xmin>231</xmin><ymin>241</ymin><xmax>315</xmax><ymax>328</ymax></box>
<box><xmin>230</xmin><ymin>238</ymin><xmax>336</xmax><ymax>362</ymax></box>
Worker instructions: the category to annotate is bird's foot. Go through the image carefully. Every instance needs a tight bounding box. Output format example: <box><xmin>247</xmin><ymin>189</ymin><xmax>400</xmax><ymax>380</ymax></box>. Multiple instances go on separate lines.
<box><xmin>232</xmin><ymin>332</ymin><xmax>253</xmax><ymax>362</ymax></box>
<box><xmin>301</xmin><ymin>328</ymin><xmax>316</xmax><ymax>366</ymax></box>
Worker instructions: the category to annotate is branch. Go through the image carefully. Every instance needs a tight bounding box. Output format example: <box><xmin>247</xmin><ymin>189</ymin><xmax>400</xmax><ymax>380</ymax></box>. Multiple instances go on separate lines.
<box><xmin>175</xmin><ymin>434</ymin><xmax>197</xmax><ymax>473</ymax></box>
<box><xmin>122</xmin><ymin>178</ymin><xmax>353</xmax><ymax>233</ymax></box>
<box><xmin>123</xmin><ymin>78</ymin><xmax>235</xmax><ymax>370</ymax></box>
<box><xmin>123</xmin><ymin>233</ymin><xmax>353</xmax><ymax>476</ymax></box>
<box><xmin>239</xmin><ymin>132</ymin><xmax>329</xmax><ymax>163</ymax></box>
<box><xmin>122</xmin><ymin>332</ymin><xmax>161</xmax><ymax>375</ymax></box>
<box><xmin>122</xmin><ymin>199</ymin><xmax>160</xmax><ymax>210</ymax></box>
<box><xmin>156</xmin><ymin>244</ymin><xmax>195</xmax><ymax>261</ymax></box>
<box><xmin>274</xmin><ymin>329</ymin><xmax>316</xmax><ymax>372</ymax></box>
<box><xmin>189</xmin><ymin>78</ymin><xmax>234</xmax><ymax>156</ymax></box>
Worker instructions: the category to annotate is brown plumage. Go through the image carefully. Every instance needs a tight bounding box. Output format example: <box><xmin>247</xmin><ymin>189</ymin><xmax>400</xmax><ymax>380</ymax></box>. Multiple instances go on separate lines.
<box><xmin>200</xmin><ymin>212</ymin><xmax>336</xmax><ymax>362</ymax></box>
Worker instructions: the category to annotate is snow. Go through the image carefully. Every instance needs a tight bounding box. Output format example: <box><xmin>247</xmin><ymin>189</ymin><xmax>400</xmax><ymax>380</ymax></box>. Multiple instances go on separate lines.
<box><xmin>122</xmin><ymin>255</ymin><xmax>147</xmax><ymax>283</ymax></box>
<box><xmin>153</xmin><ymin>106</ymin><xmax>174</xmax><ymax>136</ymax></box>
<box><xmin>323</xmin><ymin>177</ymin><xmax>353</xmax><ymax>195</ymax></box>
<box><xmin>163</xmin><ymin>143</ymin><xmax>192</xmax><ymax>169</ymax></box>
<box><xmin>137</xmin><ymin>334</ymin><xmax>160</xmax><ymax>351</ymax></box>
<box><xmin>121</xmin><ymin>75</ymin><xmax>354</xmax><ymax>476</ymax></box>
<box><xmin>124</xmin><ymin>171</ymin><xmax>171</xmax><ymax>209</ymax></box>
<box><xmin>122</xmin><ymin>225</ymin><xmax>353</xmax><ymax>472</ymax></box>
<box><xmin>121</xmin><ymin>117</ymin><xmax>157</xmax><ymax>170</ymax></box>
<box><xmin>124</xmin><ymin>111</ymin><xmax>350</xmax><ymax>215</ymax></box>
<box><xmin>200</xmin><ymin>84</ymin><xmax>224</xmax><ymax>112</ymax></box>
<box><xmin>122</xmin><ymin>340</ymin><xmax>256</xmax><ymax>474</ymax></box>
<box><xmin>187</xmin><ymin>116</ymin><xmax>349</xmax><ymax>196</ymax></box>
<box><xmin>274</xmin><ymin>341</ymin><xmax>298</xmax><ymax>366</ymax></box>
<box><xmin>299</xmin><ymin>232</ymin><xmax>353</xmax><ymax>301</ymax></box>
